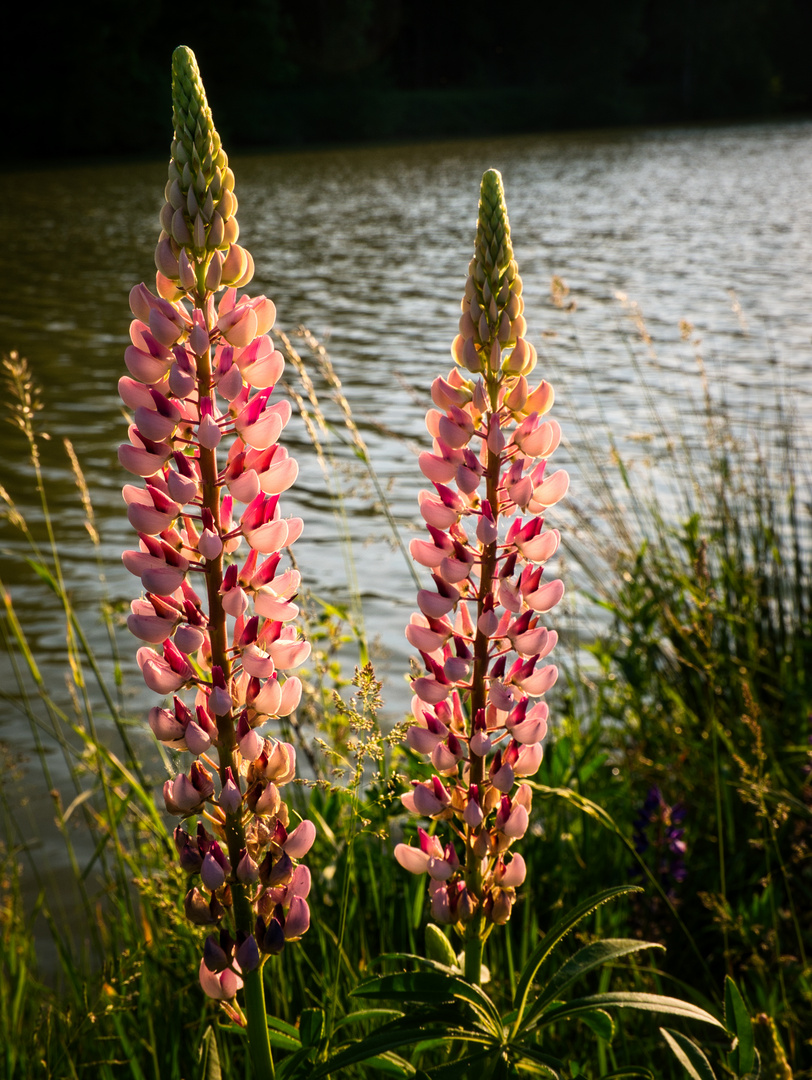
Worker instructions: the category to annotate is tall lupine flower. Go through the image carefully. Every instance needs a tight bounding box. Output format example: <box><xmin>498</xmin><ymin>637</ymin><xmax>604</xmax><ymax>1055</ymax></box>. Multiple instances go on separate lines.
<box><xmin>120</xmin><ymin>47</ymin><xmax>313</xmax><ymax>1051</ymax></box>
<box><xmin>395</xmin><ymin>170</ymin><xmax>568</xmax><ymax>982</ymax></box>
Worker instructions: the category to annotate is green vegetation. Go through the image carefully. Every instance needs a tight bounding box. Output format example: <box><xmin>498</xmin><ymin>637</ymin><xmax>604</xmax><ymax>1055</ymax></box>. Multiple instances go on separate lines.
<box><xmin>0</xmin><ymin>309</ymin><xmax>809</xmax><ymax>1077</ymax></box>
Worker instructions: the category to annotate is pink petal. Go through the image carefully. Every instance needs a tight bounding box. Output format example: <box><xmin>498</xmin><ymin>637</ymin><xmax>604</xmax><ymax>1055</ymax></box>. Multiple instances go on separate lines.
<box><xmin>533</xmin><ymin>469</ymin><xmax>570</xmax><ymax>508</ymax></box>
<box><xmin>283</xmin><ymin>820</ymin><xmax>316</xmax><ymax>859</ymax></box>
<box><xmin>394</xmin><ymin>844</ymin><xmax>430</xmax><ymax>874</ymax></box>
<box><xmin>526</xmin><ymin>579</ymin><xmax>565</xmax><ymax>613</ymax></box>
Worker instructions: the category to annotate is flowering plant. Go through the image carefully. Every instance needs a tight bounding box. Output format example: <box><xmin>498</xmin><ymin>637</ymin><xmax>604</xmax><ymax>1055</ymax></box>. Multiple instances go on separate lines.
<box><xmin>308</xmin><ymin>171</ymin><xmax>725</xmax><ymax>1079</ymax></box>
<box><xmin>119</xmin><ymin>46</ymin><xmax>313</xmax><ymax>1075</ymax></box>
<box><xmin>393</xmin><ymin>167</ymin><xmax>568</xmax><ymax>981</ymax></box>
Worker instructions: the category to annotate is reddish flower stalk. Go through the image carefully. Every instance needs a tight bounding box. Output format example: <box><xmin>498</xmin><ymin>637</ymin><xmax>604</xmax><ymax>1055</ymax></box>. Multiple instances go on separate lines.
<box><xmin>395</xmin><ymin>169</ymin><xmax>569</xmax><ymax>982</ymax></box>
<box><xmin>119</xmin><ymin>46</ymin><xmax>312</xmax><ymax>1058</ymax></box>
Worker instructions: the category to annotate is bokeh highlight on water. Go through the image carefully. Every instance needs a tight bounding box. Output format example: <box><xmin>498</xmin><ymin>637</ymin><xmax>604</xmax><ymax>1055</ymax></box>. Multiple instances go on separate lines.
<box><xmin>1</xmin><ymin>121</ymin><xmax>811</xmax><ymax>799</ymax></box>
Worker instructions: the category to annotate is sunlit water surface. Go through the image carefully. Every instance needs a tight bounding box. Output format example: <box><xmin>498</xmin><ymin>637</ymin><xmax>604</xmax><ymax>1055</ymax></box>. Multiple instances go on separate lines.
<box><xmin>1</xmin><ymin>123</ymin><xmax>810</xmax><ymax>927</ymax></box>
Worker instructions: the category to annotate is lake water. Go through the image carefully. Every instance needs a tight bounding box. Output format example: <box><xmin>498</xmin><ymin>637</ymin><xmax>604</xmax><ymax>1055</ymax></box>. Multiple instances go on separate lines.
<box><xmin>1</xmin><ymin>120</ymin><xmax>811</xmax><ymax>823</ymax></box>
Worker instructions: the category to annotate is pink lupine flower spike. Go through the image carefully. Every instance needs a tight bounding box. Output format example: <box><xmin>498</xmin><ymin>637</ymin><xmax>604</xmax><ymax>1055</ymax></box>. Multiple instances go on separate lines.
<box><xmin>395</xmin><ymin>170</ymin><xmax>568</xmax><ymax>983</ymax></box>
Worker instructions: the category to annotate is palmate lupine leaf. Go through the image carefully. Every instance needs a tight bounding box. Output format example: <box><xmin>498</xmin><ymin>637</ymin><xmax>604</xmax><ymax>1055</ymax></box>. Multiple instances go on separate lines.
<box><xmin>521</xmin><ymin>938</ymin><xmax>665</xmax><ymax>1031</ymax></box>
<box><xmin>352</xmin><ymin>966</ymin><xmax>503</xmax><ymax>1035</ymax></box>
<box><xmin>511</xmin><ymin>885</ymin><xmax>641</xmax><ymax>1034</ymax></box>
<box><xmin>601</xmin><ymin>1069</ymin><xmax>656</xmax><ymax>1078</ymax></box>
<box><xmin>528</xmin><ymin>992</ymin><xmax>724</xmax><ymax>1034</ymax></box>
<box><xmin>309</xmin><ymin>1015</ymin><xmax>496</xmax><ymax>1079</ymax></box>
<box><xmin>660</xmin><ymin>1028</ymin><xmax>717</xmax><ymax>1080</ymax></box>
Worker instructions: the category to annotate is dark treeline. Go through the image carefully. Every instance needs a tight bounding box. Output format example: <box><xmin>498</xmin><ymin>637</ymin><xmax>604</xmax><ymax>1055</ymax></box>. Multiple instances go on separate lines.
<box><xmin>10</xmin><ymin>0</ymin><xmax>812</xmax><ymax>161</ymax></box>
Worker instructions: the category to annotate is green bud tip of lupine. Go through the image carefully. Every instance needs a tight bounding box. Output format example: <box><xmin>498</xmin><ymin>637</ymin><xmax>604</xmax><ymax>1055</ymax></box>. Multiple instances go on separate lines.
<box><xmin>156</xmin><ymin>47</ymin><xmax>248</xmax><ymax>286</ymax></box>
<box><xmin>476</xmin><ymin>169</ymin><xmax>515</xmax><ymax>280</ymax></box>
<box><xmin>459</xmin><ymin>169</ymin><xmax>526</xmax><ymax>363</ymax></box>
<box><xmin>171</xmin><ymin>47</ymin><xmax>219</xmax><ymax>169</ymax></box>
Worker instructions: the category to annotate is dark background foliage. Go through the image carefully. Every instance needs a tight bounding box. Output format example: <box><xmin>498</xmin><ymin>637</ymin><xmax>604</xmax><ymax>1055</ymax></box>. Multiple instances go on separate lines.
<box><xmin>10</xmin><ymin>0</ymin><xmax>812</xmax><ymax>161</ymax></box>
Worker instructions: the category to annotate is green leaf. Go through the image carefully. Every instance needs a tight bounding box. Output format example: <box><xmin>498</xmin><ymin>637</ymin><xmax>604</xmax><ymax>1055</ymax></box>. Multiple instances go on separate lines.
<box><xmin>366</xmin><ymin>1051</ymin><xmax>418</xmax><ymax>1076</ymax></box>
<box><xmin>332</xmin><ymin>1007</ymin><xmax>405</xmax><ymax>1032</ymax></box>
<box><xmin>512</xmin><ymin>886</ymin><xmax>642</xmax><ymax>1032</ymax></box>
<box><xmin>276</xmin><ymin>1048</ymin><xmax>314</xmax><ymax>1080</ymax></box>
<box><xmin>660</xmin><ymin>1028</ymin><xmax>717</xmax><ymax>1080</ymax></box>
<box><xmin>309</xmin><ymin>1017</ymin><xmax>495</xmax><ymax>1079</ymax></box>
<box><xmin>531</xmin><ymin>993</ymin><xmax>724</xmax><ymax>1034</ymax></box>
<box><xmin>580</xmin><ymin>1009</ymin><xmax>615</xmax><ymax>1041</ymax></box>
<box><xmin>198</xmin><ymin>1026</ymin><xmax>221</xmax><ymax>1080</ymax></box>
<box><xmin>353</xmin><ymin>969</ymin><xmax>502</xmax><ymax>1035</ymax></box>
<box><xmin>265</xmin><ymin>1014</ymin><xmax>303</xmax><ymax>1052</ymax></box>
<box><xmin>425</xmin><ymin>924</ymin><xmax>459</xmax><ymax>969</ymax></box>
<box><xmin>524</xmin><ymin>939</ymin><xmax>663</xmax><ymax>1030</ymax></box>
<box><xmin>422</xmin><ymin>1050</ymin><xmax>498</xmax><ymax>1078</ymax></box>
<box><xmin>511</xmin><ymin>1041</ymin><xmax>565</xmax><ymax>1075</ymax></box>
<box><xmin>724</xmin><ymin>976</ymin><xmax>755</xmax><ymax>1076</ymax></box>
<box><xmin>601</xmin><ymin>1068</ymin><xmax>655</xmax><ymax>1078</ymax></box>
<box><xmin>299</xmin><ymin>1008</ymin><xmax>325</xmax><ymax>1048</ymax></box>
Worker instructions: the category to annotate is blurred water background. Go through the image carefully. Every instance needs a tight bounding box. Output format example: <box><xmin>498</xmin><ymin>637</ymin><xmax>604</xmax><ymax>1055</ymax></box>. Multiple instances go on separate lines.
<box><xmin>1</xmin><ymin>119</ymin><xmax>811</xmax><ymax>817</ymax></box>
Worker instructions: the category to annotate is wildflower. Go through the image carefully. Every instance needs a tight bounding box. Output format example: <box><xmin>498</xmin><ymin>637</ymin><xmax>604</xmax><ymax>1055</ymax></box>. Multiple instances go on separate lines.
<box><xmin>120</xmin><ymin>46</ymin><xmax>312</xmax><ymax>1018</ymax></box>
<box><xmin>397</xmin><ymin>170</ymin><xmax>568</xmax><ymax>978</ymax></box>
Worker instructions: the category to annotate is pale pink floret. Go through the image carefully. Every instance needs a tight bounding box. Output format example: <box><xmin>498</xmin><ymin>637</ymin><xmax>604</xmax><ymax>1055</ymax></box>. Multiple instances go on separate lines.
<box><xmin>515</xmin><ymin>663</ymin><xmax>558</xmax><ymax>697</ymax></box>
<box><xmin>278</xmin><ymin>676</ymin><xmax>303</xmax><ymax>716</ymax></box>
<box><xmin>525</xmin><ymin>579</ymin><xmax>565</xmax><ymax>613</ymax></box>
<box><xmin>283</xmin><ymin>820</ymin><xmax>316</xmax><ymax>859</ymax></box>
<box><xmin>405</xmin><ymin>618</ymin><xmax>452</xmax><ymax>655</ymax></box>
<box><xmin>234</xmin><ymin>336</ymin><xmax>285</xmax><ymax>388</ymax></box>
<box><xmin>530</xmin><ymin>469</ymin><xmax>570</xmax><ymax>510</ymax></box>
<box><xmin>267</xmin><ymin>633</ymin><xmax>311</xmax><ymax>670</ymax></box>
<box><xmin>199</xmin><ymin>958</ymin><xmax>243</xmax><ymax>1000</ymax></box>
<box><xmin>258</xmin><ymin>453</ymin><xmax>299</xmax><ymax>496</ymax></box>
<box><xmin>514</xmin><ymin>742</ymin><xmax>543</xmax><ymax>776</ymax></box>
<box><xmin>123</xmin><ymin>484</ymin><xmax>181</xmax><ymax>535</ymax></box>
<box><xmin>499</xmin><ymin>853</ymin><xmax>527</xmax><ymax>887</ymax></box>
<box><xmin>284</xmin><ymin>895</ymin><xmax>310</xmax><ymax>940</ymax></box>
<box><xmin>243</xmin><ymin>517</ymin><xmax>289</xmax><ymax>555</ymax></box>
<box><xmin>137</xmin><ymin>646</ymin><xmax>191</xmax><ymax>694</ymax></box>
<box><xmin>127</xmin><ymin>598</ymin><xmax>177</xmax><ymax>643</ymax></box>
<box><xmin>241</xmin><ymin>643</ymin><xmax>276</xmax><ymax>679</ymax></box>
<box><xmin>118</xmin><ymin>438</ymin><xmax>171</xmax><ymax>478</ymax></box>
<box><xmin>218</xmin><ymin>304</ymin><xmax>258</xmax><ymax>349</ymax></box>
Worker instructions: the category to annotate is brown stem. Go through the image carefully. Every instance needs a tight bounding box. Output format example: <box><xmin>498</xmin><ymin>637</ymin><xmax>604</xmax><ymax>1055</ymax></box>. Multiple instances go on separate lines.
<box><xmin>193</xmin><ymin>300</ymin><xmax>252</xmax><ymax>934</ymax></box>
<box><xmin>464</xmin><ymin>371</ymin><xmax>502</xmax><ymax>933</ymax></box>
